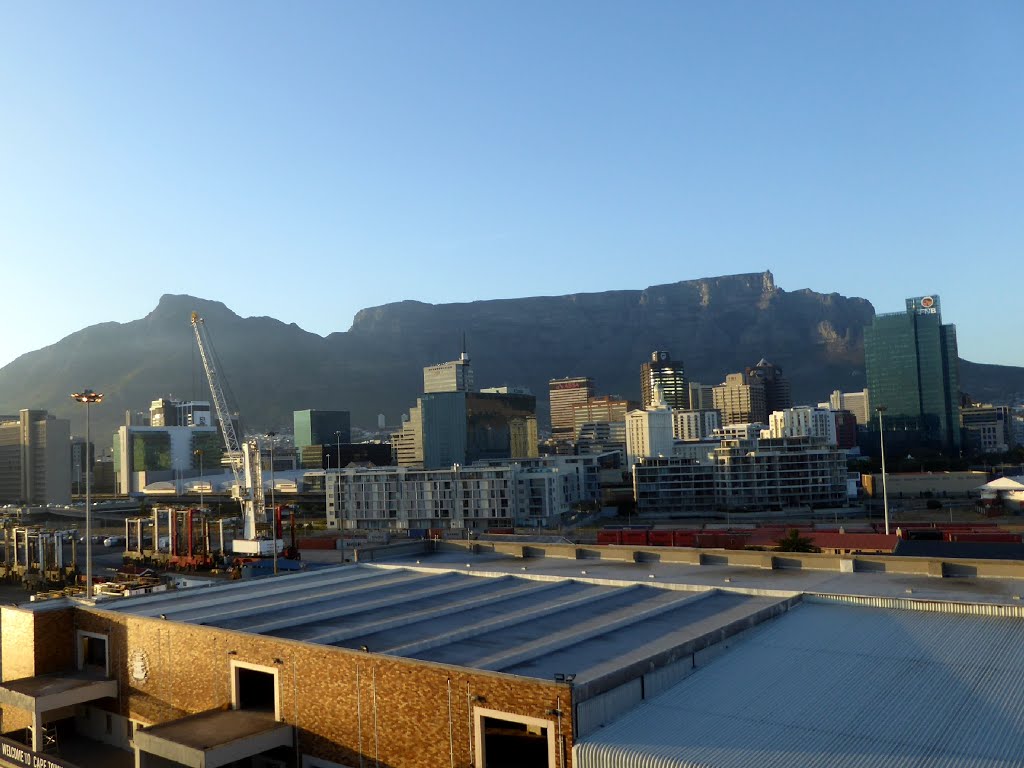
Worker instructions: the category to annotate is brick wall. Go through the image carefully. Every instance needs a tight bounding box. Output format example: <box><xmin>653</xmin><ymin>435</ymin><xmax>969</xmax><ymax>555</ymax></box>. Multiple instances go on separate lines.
<box><xmin>76</xmin><ymin>608</ymin><xmax>575</xmax><ymax>768</ymax></box>
<box><xmin>0</xmin><ymin>605</ymin><xmax>75</xmax><ymax>734</ymax></box>
<box><xmin>1</xmin><ymin>605</ymin><xmax>75</xmax><ymax>682</ymax></box>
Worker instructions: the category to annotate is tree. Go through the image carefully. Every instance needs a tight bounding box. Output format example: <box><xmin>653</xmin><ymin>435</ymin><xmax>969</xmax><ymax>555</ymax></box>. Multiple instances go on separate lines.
<box><xmin>775</xmin><ymin>529</ymin><xmax>818</xmax><ymax>553</ymax></box>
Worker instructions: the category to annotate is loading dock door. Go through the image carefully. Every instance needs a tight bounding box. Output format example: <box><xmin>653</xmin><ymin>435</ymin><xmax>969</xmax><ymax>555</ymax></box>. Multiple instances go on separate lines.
<box><xmin>481</xmin><ymin>715</ymin><xmax>549</xmax><ymax>768</ymax></box>
<box><xmin>236</xmin><ymin>667</ymin><xmax>276</xmax><ymax>713</ymax></box>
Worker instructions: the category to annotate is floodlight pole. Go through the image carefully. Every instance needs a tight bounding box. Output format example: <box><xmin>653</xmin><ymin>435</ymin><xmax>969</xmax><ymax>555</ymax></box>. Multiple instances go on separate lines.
<box><xmin>72</xmin><ymin>389</ymin><xmax>103</xmax><ymax>599</ymax></box>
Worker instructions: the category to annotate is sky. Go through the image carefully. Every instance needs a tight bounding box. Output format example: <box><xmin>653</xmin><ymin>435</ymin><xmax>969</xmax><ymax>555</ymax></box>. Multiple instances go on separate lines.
<box><xmin>0</xmin><ymin>2</ymin><xmax>1021</xmax><ymax>369</ymax></box>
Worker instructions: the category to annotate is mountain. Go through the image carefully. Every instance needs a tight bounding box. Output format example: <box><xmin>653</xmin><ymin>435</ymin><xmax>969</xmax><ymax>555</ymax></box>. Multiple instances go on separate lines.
<box><xmin>0</xmin><ymin>271</ymin><xmax>1018</xmax><ymax>439</ymax></box>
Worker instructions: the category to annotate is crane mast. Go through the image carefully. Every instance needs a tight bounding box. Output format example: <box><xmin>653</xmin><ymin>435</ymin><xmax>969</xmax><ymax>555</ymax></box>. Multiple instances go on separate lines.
<box><xmin>191</xmin><ymin>312</ymin><xmax>276</xmax><ymax>552</ymax></box>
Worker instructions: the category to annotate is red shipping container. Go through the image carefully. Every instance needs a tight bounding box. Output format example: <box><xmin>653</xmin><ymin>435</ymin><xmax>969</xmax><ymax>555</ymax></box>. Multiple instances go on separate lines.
<box><xmin>672</xmin><ymin>531</ymin><xmax>697</xmax><ymax>547</ymax></box>
<box><xmin>648</xmin><ymin>531</ymin><xmax>674</xmax><ymax>547</ymax></box>
<box><xmin>597</xmin><ymin>530</ymin><xmax>622</xmax><ymax>545</ymax></box>
<box><xmin>621</xmin><ymin>530</ymin><xmax>650</xmax><ymax>546</ymax></box>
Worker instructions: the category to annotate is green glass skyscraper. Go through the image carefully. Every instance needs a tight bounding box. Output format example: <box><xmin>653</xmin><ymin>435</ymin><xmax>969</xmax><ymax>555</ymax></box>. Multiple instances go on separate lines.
<box><xmin>864</xmin><ymin>295</ymin><xmax>961</xmax><ymax>453</ymax></box>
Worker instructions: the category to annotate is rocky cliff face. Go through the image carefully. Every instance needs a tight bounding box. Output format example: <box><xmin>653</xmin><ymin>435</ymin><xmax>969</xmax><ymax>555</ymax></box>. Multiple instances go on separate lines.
<box><xmin>0</xmin><ymin>271</ymin><xmax>1013</xmax><ymax>437</ymax></box>
<box><xmin>341</xmin><ymin>271</ymin><xmax>873</xmax><ymax>417</ymax></box>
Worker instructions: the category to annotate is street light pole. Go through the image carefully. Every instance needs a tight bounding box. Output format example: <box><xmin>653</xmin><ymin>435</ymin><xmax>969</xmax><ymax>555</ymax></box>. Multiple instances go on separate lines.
<box><xmin>877</xmin><ymin>406</ymin><xmax>890</xmax><ymax>536</ymax></box>
<box><xmin>268</xmin><ymin>432</ymin><xmax>278</xmax><ymax>575</ymax></box>
<box><xmin>72</xmin><ymin>389</ymin><xmax>103</xmax><ymax>599</ymax></box>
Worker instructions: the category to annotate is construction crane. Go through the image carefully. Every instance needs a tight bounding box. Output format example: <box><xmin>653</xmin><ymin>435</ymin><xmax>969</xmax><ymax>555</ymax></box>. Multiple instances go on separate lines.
<box><xmin>191</xmin><ymin>312</ymin><xmax>280</xmax><ymax>557</ymax></box>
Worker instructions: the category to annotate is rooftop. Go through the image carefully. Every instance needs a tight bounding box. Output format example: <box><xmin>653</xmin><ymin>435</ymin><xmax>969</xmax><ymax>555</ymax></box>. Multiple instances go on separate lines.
<box><xmin>100</xmin><ymin>563</ymin><xmax>787</xmax><ymax>687</ymax></box>
<box><xmin>574</xmin><ymin>599</ymin><xmax>1024</xmax><ymax>768</ymax></box>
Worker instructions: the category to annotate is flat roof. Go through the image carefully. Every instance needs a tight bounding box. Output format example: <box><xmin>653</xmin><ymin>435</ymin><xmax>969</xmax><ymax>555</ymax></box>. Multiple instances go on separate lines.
<box><xmin>574</xmin><ymin>599</ymin><xmax>1024</xmax><ymax>768</ymax></box>
<box><xmin>137</xmin><ymin>709</ymin><xmax>282</xmax><ymax>750</ymax></box>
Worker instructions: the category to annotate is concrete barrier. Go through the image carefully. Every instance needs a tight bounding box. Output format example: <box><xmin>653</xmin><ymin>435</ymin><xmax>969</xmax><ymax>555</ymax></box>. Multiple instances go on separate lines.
<box><xmin>434</xmin><ymin>540</ymin><xmax>1024</xmax><ymax>582</ymax></box>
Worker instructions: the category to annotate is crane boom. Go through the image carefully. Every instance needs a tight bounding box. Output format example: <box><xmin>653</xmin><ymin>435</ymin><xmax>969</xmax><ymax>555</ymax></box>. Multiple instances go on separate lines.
<box><xmin>191</xmin><ymin>313</ymin><xmax>242</xmax><ymax>463</ymax></box>
<box><xmin>191</xmin><ymin>312</ymin><xmax>275</xmax><ymax>552</ymax></box>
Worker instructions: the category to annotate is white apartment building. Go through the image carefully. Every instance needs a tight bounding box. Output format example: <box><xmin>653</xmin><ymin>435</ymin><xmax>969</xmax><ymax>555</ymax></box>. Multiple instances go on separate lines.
<box><xmin>767</xmin><ymin>406</ymin><xmax>838</xmax><ymax>446</ymax></box>
<box><xmin>325</xmin><ymin>463</ymin><xmax>581</xmax><ymax>531</ymax></box>
<box><xmin>672</xmin><ymin>409</ymin><xmax>721</xmax><ymax>441</ymax></box>
<box><xmin>712</xmin><ymin>422</ymin><xmax>765</xmax><ymax>442</ymax></box>
<box><xmin>634</xmin><ymin>436</ymin><xmax>848</xmax><ymax>515</ymax></box>
<box><xmin>625</xmin><ymin>403</ymin><xmax>673</xmax><ymax>467</ymax></box>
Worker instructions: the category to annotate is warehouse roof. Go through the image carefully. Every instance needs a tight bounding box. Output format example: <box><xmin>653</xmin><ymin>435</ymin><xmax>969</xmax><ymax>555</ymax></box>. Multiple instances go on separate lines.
<box><xmin>573</xmin><ymin>599</ymin><xmax>1024</xmax><ymax>768</ymax></box>
<box><xmin>101</xmin><ymin>564</ymin><xmax>789</xmax><ymax>686</ymax></box>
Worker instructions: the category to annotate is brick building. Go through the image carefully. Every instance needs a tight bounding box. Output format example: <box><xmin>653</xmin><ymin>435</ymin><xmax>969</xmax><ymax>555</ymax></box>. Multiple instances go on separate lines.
<box><xmin>3</xmin><ymin>545</ymin><xmax>1024</xmax><ymax>767</ymax></box>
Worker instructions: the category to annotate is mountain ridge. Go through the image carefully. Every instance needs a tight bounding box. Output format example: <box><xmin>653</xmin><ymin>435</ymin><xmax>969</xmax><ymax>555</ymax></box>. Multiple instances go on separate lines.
<box><xmin>0</xmin><ymin>271</ymin><xmax>1018</xmax><ymax>439</ymax></box>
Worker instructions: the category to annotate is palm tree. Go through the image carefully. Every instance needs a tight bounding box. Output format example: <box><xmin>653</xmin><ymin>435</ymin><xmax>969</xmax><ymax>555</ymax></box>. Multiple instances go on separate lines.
<box><xmin>775</xmin><ymin>529</ymin><xmax>818</xmax><ymax>553</ymax></box>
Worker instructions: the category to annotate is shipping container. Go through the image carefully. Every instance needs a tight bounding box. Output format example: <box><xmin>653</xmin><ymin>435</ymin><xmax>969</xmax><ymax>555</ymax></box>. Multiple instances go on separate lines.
<box><xmin>621</xmin><ymin>530</ymin><xmax>650</xmax><ymax>546</ymax></box>
<box><xmin>647</xmin><ymin>530</ymin><xmax>674</xmax><ymax>547</ymax></box>
<box><xmin>597</xmin><ymin>530</ymin><xmax>623</xmax><ymax>545</ymax></box>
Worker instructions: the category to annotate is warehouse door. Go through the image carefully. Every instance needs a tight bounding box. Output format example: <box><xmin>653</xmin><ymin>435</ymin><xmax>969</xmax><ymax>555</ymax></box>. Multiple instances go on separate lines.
<box><xmin>231</xmin><ymin>661</ymin><xmax>281</xmax><ymax>720</ymax></box>
<box><xmin>480</xmin><ymin>715</ymin><xmax>550</xmax><ymax>768</ymax></box>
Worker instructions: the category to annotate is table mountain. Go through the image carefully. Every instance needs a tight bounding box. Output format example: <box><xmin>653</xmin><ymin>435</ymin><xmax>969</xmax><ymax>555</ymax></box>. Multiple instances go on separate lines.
<box><xmin>0</xmin><ymin>271</ymin><xmax>1016</xmax><ymax>438</ymax></box>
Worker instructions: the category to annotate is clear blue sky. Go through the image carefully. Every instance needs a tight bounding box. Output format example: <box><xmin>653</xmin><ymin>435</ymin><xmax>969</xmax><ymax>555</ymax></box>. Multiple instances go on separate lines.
<box><xmin>1</xmin><ymin>2</ymin><xmax>1021</xmax><ymax>369</ymax></box>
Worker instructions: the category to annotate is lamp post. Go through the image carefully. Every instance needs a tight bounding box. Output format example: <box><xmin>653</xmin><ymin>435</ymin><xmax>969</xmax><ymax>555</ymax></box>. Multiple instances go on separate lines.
<box><xmin>334</xmin><ymin>430</ymin><xmax>343</xmax><ymax>471</ymax></box>
<box><xmin>71</xmin><ymin>389</ymin><xmax>103</xmax><ymax>599</ymax></box>
<box><xmin>194</xmin><ymin>449</ymin><xmax>204</xmax><ymax>509</ymax></box>
<box><xmin>268</xmin><ymin>432</ymin><xmax>277</xmax><ymax>575</ymax></box>
<box><xmin>877</xmin><ymin>406</ymin><xmax>891</xmax><ymax>535</ymax></box>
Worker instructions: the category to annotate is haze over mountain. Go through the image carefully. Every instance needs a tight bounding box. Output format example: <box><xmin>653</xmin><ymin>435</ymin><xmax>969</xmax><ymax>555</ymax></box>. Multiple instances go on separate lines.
<box><xmin>1</xmin><ymin>271</ymin><xmax>1020</xmax><ymax>441</ymax></box>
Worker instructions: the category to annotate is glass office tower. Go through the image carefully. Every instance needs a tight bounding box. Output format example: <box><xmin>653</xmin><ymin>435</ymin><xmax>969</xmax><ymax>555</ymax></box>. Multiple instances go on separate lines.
<box><xmin>864</xmin><ymin>295</ymin><xmax>961</xmax><ymax>454</ymax></box>
<box><xmin>641</xmin><ymin>351</ymin><xmax>690</xmax><ymax>410</ymax></box>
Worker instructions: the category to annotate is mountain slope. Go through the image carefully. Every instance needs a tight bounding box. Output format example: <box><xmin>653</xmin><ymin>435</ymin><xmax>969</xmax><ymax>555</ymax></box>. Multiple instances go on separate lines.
<box><xmin>0</xmin><ymin>271</ymin><xmax>1016</xmax><ymax>439</ymax></box>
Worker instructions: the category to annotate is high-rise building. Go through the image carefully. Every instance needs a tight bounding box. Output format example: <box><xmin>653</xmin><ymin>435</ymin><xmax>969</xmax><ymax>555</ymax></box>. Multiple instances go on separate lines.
<box><xmin>826</xmin><ymin>389</ymin><xmax>871</xmax><ymax>425</ymax></box>
<box><xmin>150</xmin><ymin>398</ymin><xmax>213</xmax><ymax>428</ymax></box>
<box><xmin>294</xmin><ymin>410</ymin><xmax>352</xmax><ymax>449</ymax></box>
<box><xmin>713</xmin><ymin>373</ymin><xmax>767</xmax><ymax>425</ymax></box>
<box><xmin>0</xmin><ymin>410</ymin><xmax>71</xmax><ymax>505</ymax></box>
<box><xmin>746</xmin><ymin>359</ymin><xmax>792</xmax><ymax>414</ymax></box>
<box><xmin>641</xmin><ymin>351</ymin><xmax>689</xmax><ymax>410</ymax></box>
<box><xmin>687</xmin><ymin>382</ymin><xmax>716</xmax><ymax>411</ymax></box>
<box><xmin>572</xmin><ymin>396</ymin><xmax>636</xmax><ymax>440</ymax></box>
<box><xmin>423</xmin><ymin>347</ymin><xmax>474</xmax><ymax>394</ymax></box>
<box><xmin>466</xmin><ymin>392</ymin><xmax>538</xmax><ymax>462</ymax></box>
<box><xmin>865</xmin><ymin>295</ymin><xmax>961</xmax><ymax>453</ymax></box>
<box><xmin>625</xmin><ymin>389</ymin><xmax>674</xmax><ymax>467</ymax></box>
<box><xmin>548</xmin><ymin>377</ymin><xmax>594</xmax><ymax>440</ymax></box>
<box><xmin>393</xmin><ymin>391</ymin><xmax>537</xmax><ymax>469</ymax></box>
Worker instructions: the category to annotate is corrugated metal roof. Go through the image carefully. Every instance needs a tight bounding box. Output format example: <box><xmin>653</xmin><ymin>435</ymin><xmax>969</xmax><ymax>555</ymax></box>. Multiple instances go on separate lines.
<box><xmin>575</xmin><ymin>601</ymin><xmax>1024</xmax><ymax>768</ymax></box>
<box><xmin>102</xmin><ymin>564</ymin><xmax>784</xmax><ymax>683</ymax></box>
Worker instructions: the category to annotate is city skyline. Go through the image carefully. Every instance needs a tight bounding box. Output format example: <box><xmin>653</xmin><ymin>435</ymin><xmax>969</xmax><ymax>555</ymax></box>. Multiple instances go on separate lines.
<box><xmin>1</xmin><ymin>3</ymin><xmax>1021</xmax><ymax>370</ymax></box>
